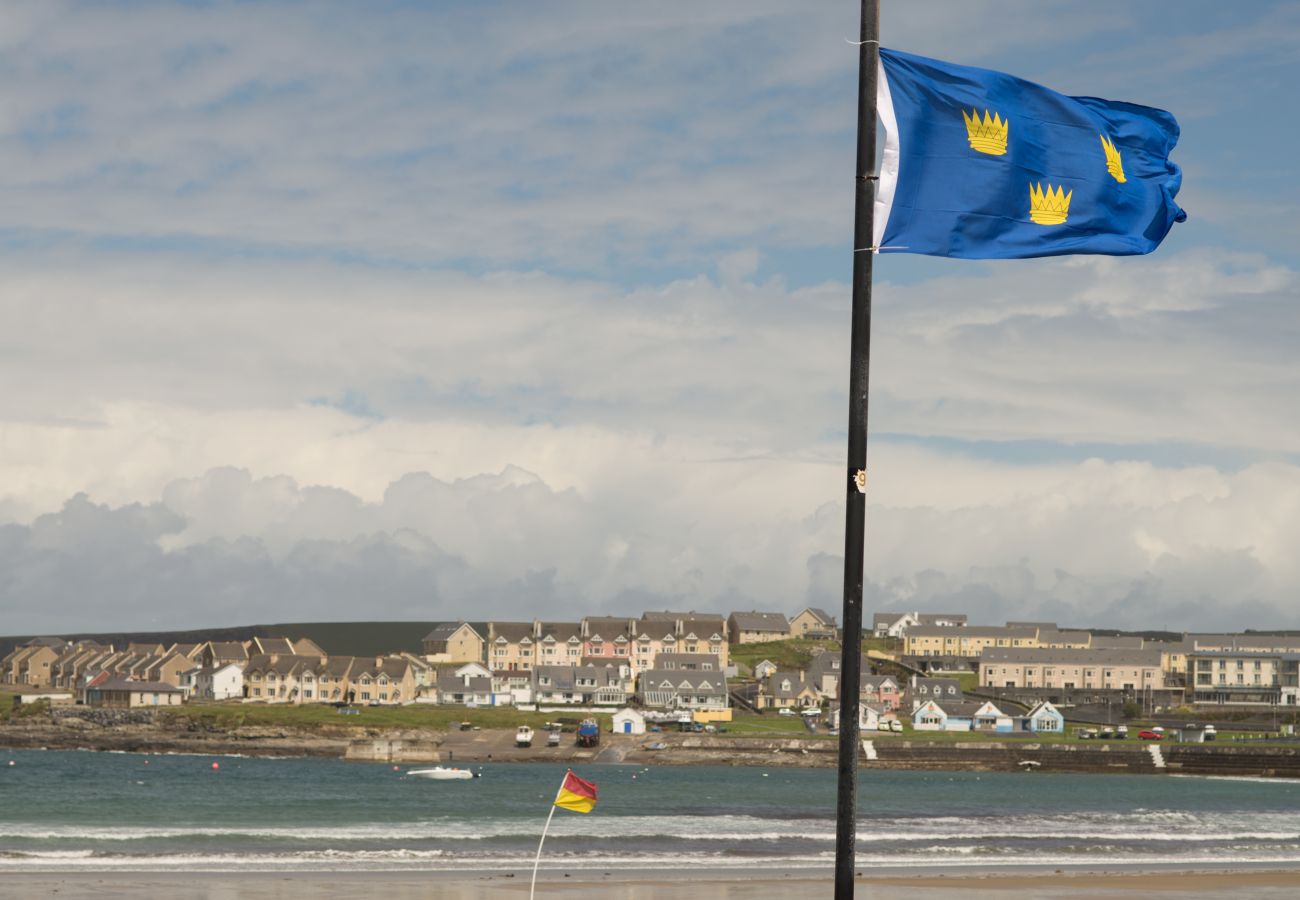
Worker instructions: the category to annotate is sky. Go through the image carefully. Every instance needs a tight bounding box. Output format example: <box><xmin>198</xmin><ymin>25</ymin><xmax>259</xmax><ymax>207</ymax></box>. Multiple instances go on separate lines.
<box><xmin>1</xmin><ymin>1</ymin><xmax>1297</xmax><ymax>635</ymax></box>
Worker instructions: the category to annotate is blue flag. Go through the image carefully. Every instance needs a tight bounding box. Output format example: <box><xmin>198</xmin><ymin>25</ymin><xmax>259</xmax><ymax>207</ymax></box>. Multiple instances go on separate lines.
<box><xmin>875</xmin><ymin>48</ymin><xmax>1186</xmax><ymax>259</ymax></box>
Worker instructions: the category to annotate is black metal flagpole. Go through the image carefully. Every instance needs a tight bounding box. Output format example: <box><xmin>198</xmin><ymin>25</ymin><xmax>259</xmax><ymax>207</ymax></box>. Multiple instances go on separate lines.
<box><xmin>834</xmin><ymin>1</ymin><xmax>879</xmax><ymax>896</ymax></box>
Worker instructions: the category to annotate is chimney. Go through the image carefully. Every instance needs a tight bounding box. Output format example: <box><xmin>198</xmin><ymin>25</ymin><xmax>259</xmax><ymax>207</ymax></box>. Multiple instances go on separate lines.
<box><xmin>270</xmin><ymin>653</ymin><xmax>279</xmax><ymax>664</ymax></box>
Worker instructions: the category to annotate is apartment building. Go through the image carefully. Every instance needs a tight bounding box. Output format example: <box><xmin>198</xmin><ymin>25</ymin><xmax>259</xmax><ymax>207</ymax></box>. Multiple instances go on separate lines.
<box><xmin>979</xmin><ymin>648</ymin><xmax>1164</xmax><ymax>692</ymax></box>
<box><xmin>1190</xmin><ymin>650</ymin><xmax>1300</xmax><ymax>706</ymax></box>
<box><xmin>905</xmin><ymin>626</ymin><xmax>1039</xmax><ymax>658</ymax></box>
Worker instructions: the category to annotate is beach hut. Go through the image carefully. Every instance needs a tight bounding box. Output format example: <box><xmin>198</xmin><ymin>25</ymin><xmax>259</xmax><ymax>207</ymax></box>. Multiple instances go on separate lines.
<box><xmin>1021</xmin><ymin>701</ymin><xmax>1065</xmax><ymax>733</ymax></box>
<box><xmin>612</xmin><ymin>707</ymin><xmax>646</xmax><ymax>735</ymax></box>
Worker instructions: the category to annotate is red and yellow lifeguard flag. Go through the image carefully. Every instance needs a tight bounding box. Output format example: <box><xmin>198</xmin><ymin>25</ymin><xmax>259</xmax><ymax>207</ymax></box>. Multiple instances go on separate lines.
<box><xmin>553</xmin><ymin>770</ymin><xmax>598</xmax><ymax>814</ymax></box>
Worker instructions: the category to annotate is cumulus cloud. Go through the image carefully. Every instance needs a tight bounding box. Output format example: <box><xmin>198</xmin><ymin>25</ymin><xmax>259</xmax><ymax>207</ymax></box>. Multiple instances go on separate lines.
<box><xmin>4</xmin><ymin>452</ymin><xmax>1298</xmax><ymax>634</ymax></box>
<box><xmin>1</xmin><ymin>2</ymin><xmax>1296</xmax><ymax>636</ymax></box>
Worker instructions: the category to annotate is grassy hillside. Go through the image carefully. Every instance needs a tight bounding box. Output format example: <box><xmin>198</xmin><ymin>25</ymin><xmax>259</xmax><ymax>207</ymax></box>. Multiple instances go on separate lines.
<box><xmin>730</xmin><ymin>637</ymin><xmax>899</xmax><ymax>678</ymax></box>
<box><xmin>0</xmin><ymin>621</ymin><xmax>481</xmax><ymax>659</ymax></box>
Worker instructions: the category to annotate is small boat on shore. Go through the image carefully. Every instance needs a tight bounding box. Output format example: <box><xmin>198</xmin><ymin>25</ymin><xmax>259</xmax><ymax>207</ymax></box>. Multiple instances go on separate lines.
<box><xmin>516</xmin><ymin>726</ymin><xmax>534</xmax><ymax>748</ymax></box>
<box><xmin>577</xmin><ymin>719</ymin><xmax>600</xmax><ymax>748</ymax></box>
<box><xmin>407</xmin><ymin>766</ymin><xmax>477</xmax><ymax>780</ymax></box>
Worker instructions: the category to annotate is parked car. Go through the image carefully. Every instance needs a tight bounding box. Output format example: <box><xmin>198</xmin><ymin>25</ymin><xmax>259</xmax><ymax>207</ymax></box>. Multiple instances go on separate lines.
<box><xmin>1115</xmin><ymin>725</ymin><xmax>1129</xmax><ymax>739</ymax></box>
<box><xmin>1204</xmin><ymin>725</ymin><xmax>1217</xmax><ymax>741</ymax></box>
<box><xmin>1138</xmin><ymin>729</ymin><xmax>1165</xmax><ymax>740</ymax></box>
<box><xmin>889</xmin><ymin>720</ymin><xmax>903</xmax><ymax>732</ymax></box>
<box><xmin>778</xmin><ymin>708</ymin><xmax>797</xmax><ymax>717</ymax></box>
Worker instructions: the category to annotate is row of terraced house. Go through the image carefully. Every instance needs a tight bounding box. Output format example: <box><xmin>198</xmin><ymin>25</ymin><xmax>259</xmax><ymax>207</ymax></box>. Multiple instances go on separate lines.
<box><xmin>3</xmin><ymin>607</ymin><xmax>837</xmax><ymax>716</ymax></box>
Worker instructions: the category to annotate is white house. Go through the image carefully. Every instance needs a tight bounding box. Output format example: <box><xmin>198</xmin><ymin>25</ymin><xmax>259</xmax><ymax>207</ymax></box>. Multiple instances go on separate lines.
<box><xmin>828</xmin><ymin>702</ymin><xmax>887</xmax><ymax>732</ymax></box>
<box><xmin>612</xmin><ymin>707</ymin><xmax>646</xmax><ymax>735</ymax></box>
<box><xmin>179</xmin><ymin>663</ymin><xmax>244</xmax><ymax>701</ymax></box>
<box><xmin>911</xmin><ymin>699</ymin><xmax>983</xmax><ymax>732</ymax></box>
<box><xmin>971</xmin><ymin>700</ymin><xmax>1014</xmax><ymax>733</ymax></box>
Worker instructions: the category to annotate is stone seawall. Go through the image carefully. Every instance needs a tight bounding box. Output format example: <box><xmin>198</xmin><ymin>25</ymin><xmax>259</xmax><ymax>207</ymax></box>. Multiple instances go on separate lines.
<box><xmin>5</xmin><ymin>714</ymin><xmax>1300</xmax><ymax>777</ymax></box>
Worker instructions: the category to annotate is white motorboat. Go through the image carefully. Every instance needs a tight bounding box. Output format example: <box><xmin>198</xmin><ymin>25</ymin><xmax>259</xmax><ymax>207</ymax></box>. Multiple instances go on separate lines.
<box><xmin>516</xmin><ymin>726</ymin><xmax>534</xmax><ymax>748</ymax></box>
<box><xmin>407</xmin><ymin>766</ymin><xmax>476</xmax><ymax>780</ymax></box>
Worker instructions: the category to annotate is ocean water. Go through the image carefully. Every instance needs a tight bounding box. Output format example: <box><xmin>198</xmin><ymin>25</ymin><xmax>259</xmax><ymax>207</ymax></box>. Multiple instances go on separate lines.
<box><xmin>2</xmin><ymin>748</ymin><xmax>1300</xmax><ymax>872</ymax></box>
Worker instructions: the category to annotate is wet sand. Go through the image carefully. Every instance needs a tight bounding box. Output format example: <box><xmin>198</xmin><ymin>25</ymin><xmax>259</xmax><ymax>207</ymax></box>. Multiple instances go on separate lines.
<box><xmin>3</xmin><ymin>868</ymin><xmax>1300</xmax><ymax>899</ymax></box>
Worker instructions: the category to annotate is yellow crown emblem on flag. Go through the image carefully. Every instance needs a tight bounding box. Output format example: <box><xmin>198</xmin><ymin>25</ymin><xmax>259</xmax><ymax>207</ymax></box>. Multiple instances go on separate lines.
<box><xmin>1099</xmin><ymin>134</ymin><xmax>1126</xmax><ymax>183</ymax></box>
<box><xmin>963</xmin><ymin>108</ymin><xmax>1008</xmax><ymax>156</ymax></box>
<box><xmin>1029</xmin><ymin>182</ymin><xmax>1072</xmax><ymax>225</ymax></box>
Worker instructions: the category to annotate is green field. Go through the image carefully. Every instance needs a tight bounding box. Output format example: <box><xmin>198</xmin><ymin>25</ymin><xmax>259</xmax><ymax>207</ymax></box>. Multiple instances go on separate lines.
<box><xmin>729</xmin><ymin>639</ymin><xmax>841</xmax><ymax>675</ymax></box>
<box><xmin>164</xmin><ymin>701</ymin><xmax>609</xmax><ymax>733</ymax></box>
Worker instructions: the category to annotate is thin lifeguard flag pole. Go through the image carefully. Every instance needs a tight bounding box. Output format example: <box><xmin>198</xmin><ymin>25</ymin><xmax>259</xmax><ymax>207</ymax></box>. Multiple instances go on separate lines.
<box><xmin>834</xmin><ymin>1</ymin><xmax>879</xmax><ymax>898</ymax></box>
<box><xmin>529</xmin><ymin>773</ymin><xmax>566</xmax><ymax>900</ymax></box>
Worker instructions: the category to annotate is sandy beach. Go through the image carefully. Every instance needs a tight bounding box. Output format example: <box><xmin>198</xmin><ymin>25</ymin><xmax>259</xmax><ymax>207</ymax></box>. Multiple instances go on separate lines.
<box><xmin>4</xmin><ymin>868</ymin><xmax>1300</xmax><ymax>899</ymax></box>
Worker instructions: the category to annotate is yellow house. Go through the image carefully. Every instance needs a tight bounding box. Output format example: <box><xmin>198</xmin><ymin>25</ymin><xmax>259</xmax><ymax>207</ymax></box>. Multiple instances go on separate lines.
<box><xmin>535</xmin><ymin>622</ymin><xmax>584</xmax><ymax>666</ymax></box>
<box><xmin>10</xmin><ymin>644</ymin><xmax>63</xmax><ymax>687</ymax></box>
<box><xmin>789</xmin><ymin>608</ymin><xmax>837</xmax><ymax>640</ymax></box>
<box><xmin>488</xmin><ymin>622</ymin><xmax>538</xmax><ymax>671</ymax></box>
<box><xmin>422</xmin><ymin>622</ymin><xmax>486</xmax><ymax>664</ymax></box>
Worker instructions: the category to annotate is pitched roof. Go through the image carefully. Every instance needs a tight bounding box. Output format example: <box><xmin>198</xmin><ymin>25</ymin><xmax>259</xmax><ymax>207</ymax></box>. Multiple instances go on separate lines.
<box><xmin>437</xmin><ymin>670</ymin><xmax>491</xmax><ymax>692</ymax></box>
<box><xmin>490</xmin><ymin>621</ymin><xmax>536</xmax><ymax>643</ymax></box>
<box><xmin>916</xmin><ymin>700</ymin><xmax>986</xmax><ymax>717</ymax></box>
<box><xmin>533</xmin><ymin>664</ymin><xmax>624</xmax><ymax>690</ymax></box>
<box><xmin>677</xmin><ymin>618</ymin><xmax>725</xmax><ymax>640</ymax></box>
<box><xmin>1037</xmin><ymin>629</ymin><xmax>1091</xmax><ymax>644</ymax></box>
<box><xmin>640</xmin><ymin>610</ymin><xmax>722</xmax><ymax>622</ymax></box>
<box><xmin>293</xmin><ymin>638</ymin><xmax>327</xmax><ymax>656</ymax></box>
<box><xmin>768</xmin><ymin>670</ymin><xmax>811</xmax><ymax>699</ymax></box>
<box><xmin>423</xmin><ymin>622</ymin><xmax>477</xmax><ymax>643</ymax></box>
<box><xmin>1090</xmin><ymin>635</ymin><xmax>1145</xmax><ymax>650</ymax></box>
<box><xmin>795</xmin><ymin>607</ymin><xmax>837</xmax><ymax>627</ymax></box>
<box><xmin>582</xmin><ymin>616</ymin><xmax>635</xmax><ymax>639</ymax></box>
<box><xmin>806</xmin><ymin>651</ymin><xmax>842</xmax><ymax>679</ymax></box>
<box><xmin>655</xmin><ymin>653</ymin><xmax>720</xmax><ymax>670</ymax></box>
<box><xmin>637</xmin><ymin>669</ymin><xmax>728</xmax><ymax>693</ymax></box>
<box><xmin>728</xmin><ymin>611</ymin><xmax>790</xmax><ymax>632</ymax></box>
<box><xmin>253</xmin><ymin>637</ymin><xmax>296</xmax><ymax>656</ymax></box>
<box><xmin>908</xmin><ymin>625</ymin><xmax>1038</xmax><ymax>639</ymax></box>
<box><xmin>979</xmin><ymin>647</ymin><xmax>1163</xmax><ymax>666</ymax></box>
<box><xmin>537</xmin><ymin>622</ymin><xmax>583</xmax><ymax>642</ymax></box>
<box><xmin>207</xmin><ymin>641</ymin><xmax>249</xmax><ymax>661</ymax></box>
<box><xmin>912</xmin><ymin>677</ymin><xmax>962</xmax><ymax>696</ymax></box>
